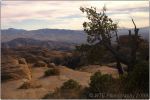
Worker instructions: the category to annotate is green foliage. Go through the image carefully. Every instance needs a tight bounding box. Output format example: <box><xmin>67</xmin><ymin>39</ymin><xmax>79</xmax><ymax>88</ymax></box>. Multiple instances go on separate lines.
<box><xmin>78</xmin><ymin>6</ymin><xmax>119</xmax><ymax>65</ymax></box>
<box><xmin>44</xmin><ymin>68</ymin><xmax>60</xmax><ymax>76</ymax></box>
<box><xmin>51</xmin><ymin>54</ymin><xmax>83</xmax><ymax>69</ymax></box>
<box><xmin>61</xmin><ymin>79</ymin><xmax>81</xmax><ymax>90</ymax></box>
<box><xmin>63</xmin><ymin>54</ymin><xmax>82</xmax><ymax>69</ymax></box>
<box><xmin>76</xmin><ymin>44</ymin><xmax>113</xmax><ymax>65</ymax></box>
<box><xmin>125</xmin><ymin>60</ymin><xmax>149</xmax><ymax>93</ymax></box>
<box><xmin>80</xmin><ymin>6</ymin><xmax>118</xmax><ymax>44</ymax></box>
<box><xmin>88</xmin><ymin>71</ymin><xmax>114</xmax><ymax>94</ymax></box>
<box><xmin>138</xmin><ymin>40</ymin><xmax>149</xmax><ymax>61</ymax></box>
<box><xmin>43</xmin><ymin>79</ymin><xmax>84</xmax><ymax>99</ymax></box>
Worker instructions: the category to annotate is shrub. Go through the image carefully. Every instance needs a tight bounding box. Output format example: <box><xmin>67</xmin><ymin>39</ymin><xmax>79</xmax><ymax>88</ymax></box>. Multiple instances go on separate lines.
<box><xmin>61</xmin><ymin>79</ymin><xmax>81</xmax><ymax>90</ymax></box>
<box><xmin>51</xmin><ymin>57</ymin><xmax>62</xmax><ymax>66</ymax></box>
<box><xmin>44</xmin><ymin>68</ymin><xmax>60</xmax><ymax>76</ymax></box>
<box><xmin>89</xmin><ymin>71</ymin><xmax>113</xmax><ymax>92</ymax></box>
<box><xmin>19</xmin><ymin>80</ymin><xmax>42</xmax><ymax>89</ymax></box>
<box><xmin>87</xmin><ymin>71</ymin><xmax>114</xmax><ymax>98</ymax></box>
<box><xmin>125</xmin><ymin>60</ymin><xmax>149</xmax><ymax>94</ymax></box>
<box><xmin>63</xmin><ymin>56</ymin><xmax>81</xmax><ymax>69</ymax></box>
<box><xmin>43</xmin><ymin>79</ymin><xmax>85</xmax><ymax>99</ymax></box>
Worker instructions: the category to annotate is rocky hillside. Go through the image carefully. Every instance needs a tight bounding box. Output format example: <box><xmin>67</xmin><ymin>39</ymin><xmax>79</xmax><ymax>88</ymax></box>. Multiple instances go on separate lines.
<box><xmin>1</xmin><ymin>47</ymin><xmax>119</xmax><ymax>99</ymax></box>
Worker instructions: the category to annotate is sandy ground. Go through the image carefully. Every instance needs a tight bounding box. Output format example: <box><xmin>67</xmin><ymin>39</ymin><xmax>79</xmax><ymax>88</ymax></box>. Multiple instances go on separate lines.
<box><xmin>1</xmin><ymin>66</ymin><xmax>91</xmax><ymax>99</ymax></box>
<box><xmin>79</xmin><ymin>65</ymin><xmax>119</xmax><ymax>78</ymax></box>
<box><xmin>1</xmin><ymin>65</ymin><xmax>118</xmax><ymax>99</ymax></box>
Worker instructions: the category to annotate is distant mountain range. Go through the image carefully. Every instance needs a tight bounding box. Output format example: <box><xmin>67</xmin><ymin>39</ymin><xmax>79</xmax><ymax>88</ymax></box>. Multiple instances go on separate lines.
<box><xmin>1</xmin><ymin>38</ymin><xmax>76</xmax><ymax>51</ymax></box>
<box><xmin>1</xmin><ymin>27</ymin><xmax>149</xmax><ymax>43</ymax></box>
<box><xmin>1</xmin><ymin>27</ymin><xmax>149</xmax><ymax>50</ymax></box>
<box><xmin>1</xmin><ymin>28</ymin><xmax>87</xmax><ymax>43</ymax></box>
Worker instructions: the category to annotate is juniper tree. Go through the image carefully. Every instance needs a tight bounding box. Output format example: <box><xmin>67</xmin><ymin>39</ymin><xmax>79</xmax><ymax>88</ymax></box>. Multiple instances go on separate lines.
<box><xmin>79</xmin><ymin>6</ymin><xmax>140</xmax><ymax>74</ymax></box>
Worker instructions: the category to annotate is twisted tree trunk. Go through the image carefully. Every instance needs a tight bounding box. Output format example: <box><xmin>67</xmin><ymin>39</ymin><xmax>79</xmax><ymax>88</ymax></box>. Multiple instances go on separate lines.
<box><xmin>115</xmin><ymin>31</ymin><xmax>124</xmax><ymax>74</ymax></box>
<box><xmin>101</xmin><ymin>19</ymin><xmax>139</xmax><ymax>74</ymax></box>
<box><xmin>127</xmin><ymin>19</ymin><xmax>140</xmax><ymax>72</ymax></box>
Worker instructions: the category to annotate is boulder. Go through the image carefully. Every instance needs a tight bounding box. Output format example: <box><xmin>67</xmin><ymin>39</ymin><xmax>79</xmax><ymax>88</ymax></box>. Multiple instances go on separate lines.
<box><xmin>34</xmin><ymin>61</ymin><xmax>47</xmax><ymax>67</ymax></box>
<box><xmin>47</xmin><ymin>63</ymin><xmax>56</xmax><ymax>68</ymax></box>
<box><xmin>18</xmin><ymin>58</ymin><xmax>27</xmax><ymax>64</ymax></box>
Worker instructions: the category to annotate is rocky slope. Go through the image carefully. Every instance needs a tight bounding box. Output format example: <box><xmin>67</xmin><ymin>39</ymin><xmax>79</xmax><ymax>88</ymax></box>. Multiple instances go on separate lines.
<box><xmin>1</xmin><ymin>47</ymin><xmax>119</xmax><ymax>99</ymax></box>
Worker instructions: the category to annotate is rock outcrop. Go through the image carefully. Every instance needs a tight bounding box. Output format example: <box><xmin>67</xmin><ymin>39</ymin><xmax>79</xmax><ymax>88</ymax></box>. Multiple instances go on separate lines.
<box><xmin>1</xmin><ymin>56</ymin><xmax>32</xmax><ymax>81</ymax></box>
<box><xmin>47</xmin><ymin>63</ymin><xmax>56</xmax><ymax>68</ymax></box>
<box><xmin>34</xmin><ymin>61</ymin><xmax>47</xmax><ymax>67</ymax></box>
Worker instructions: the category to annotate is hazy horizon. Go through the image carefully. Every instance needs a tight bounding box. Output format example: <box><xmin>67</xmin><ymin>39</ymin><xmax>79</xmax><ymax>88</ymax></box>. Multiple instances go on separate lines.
<box><xmin>2</xmin><ymin>1</ymin><xmax>149</xmax><ymax>30</ymax></box>
<box><xmin>2</xmin><ymin>26</ymin><xmax>149</xmax><ymax>31</ymax></box>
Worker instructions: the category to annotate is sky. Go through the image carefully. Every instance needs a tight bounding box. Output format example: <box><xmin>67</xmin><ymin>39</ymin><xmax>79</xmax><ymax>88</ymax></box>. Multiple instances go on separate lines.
<box><xmin>1</xmin><ymin>1</ymin><xmax>149</xmax><ymax>30</ymax></box>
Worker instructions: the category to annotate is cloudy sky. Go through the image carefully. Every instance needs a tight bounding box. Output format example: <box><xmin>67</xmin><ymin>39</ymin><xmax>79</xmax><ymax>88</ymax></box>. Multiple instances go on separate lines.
<box><xmin>1</xmin><ymin>1</ymin><xmax>149</xmax><ymax>30</ymax></box>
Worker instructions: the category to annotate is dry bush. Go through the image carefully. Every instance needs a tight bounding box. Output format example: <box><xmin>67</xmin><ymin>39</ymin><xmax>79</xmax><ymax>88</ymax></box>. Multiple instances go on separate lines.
<box><xmin>44</xmin><ymin>68</ymin><xmax>60</xmax><ymax>76</ymax></box>
<box><xmin>43</xmin><ymin>79</ymin><xmax>86</xmax><ymax>99</ymax></box>
<box><xmin>19</xmin><ymin>80</ymin><xmax>42</xmax><ymax>89</ymax></box>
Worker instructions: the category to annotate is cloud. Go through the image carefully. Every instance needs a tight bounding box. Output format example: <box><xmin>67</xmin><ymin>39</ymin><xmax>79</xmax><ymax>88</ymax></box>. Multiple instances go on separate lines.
<box><xmin>1</xmin><ymin>1</ymin><xmax>149</xmax><ymax>30</ymax></box>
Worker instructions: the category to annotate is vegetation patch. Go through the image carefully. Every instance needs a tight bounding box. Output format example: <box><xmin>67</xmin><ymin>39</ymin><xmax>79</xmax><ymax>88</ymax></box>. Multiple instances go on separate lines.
<box><xmin>124</xmin><ymin>60</ymin><xmax>149</xmax><ymax>94</ymax></box>
<box><xmin>44</xmin><ymin>68</ymin><xmax>60</xmax><ymax>76</ymax></box>
<box><xmin>61</xmin><ymin>79</ymin><xmax>81</xmax><ymax>90</ymax></box>
<box><xmin>43</xmin><ymin>79</ymin><xmax>85</xmax><ymax>99</ymax></box>
<box><xmin>19</xmin><ymin>80</ymin><xmax>42</xmax><ymax>89</ymax></box>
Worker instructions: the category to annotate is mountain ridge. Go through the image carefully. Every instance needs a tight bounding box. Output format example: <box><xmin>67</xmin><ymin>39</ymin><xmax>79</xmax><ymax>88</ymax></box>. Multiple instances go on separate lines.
<box><xmin>1</xmin><ymin>27</ymin><xmax>149</xmax><ymax>43</ymax></box>
<box><xmin>1</xmin><ymin>38</ymin><xmax>76</xmax><ymax>51</ymax></box>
